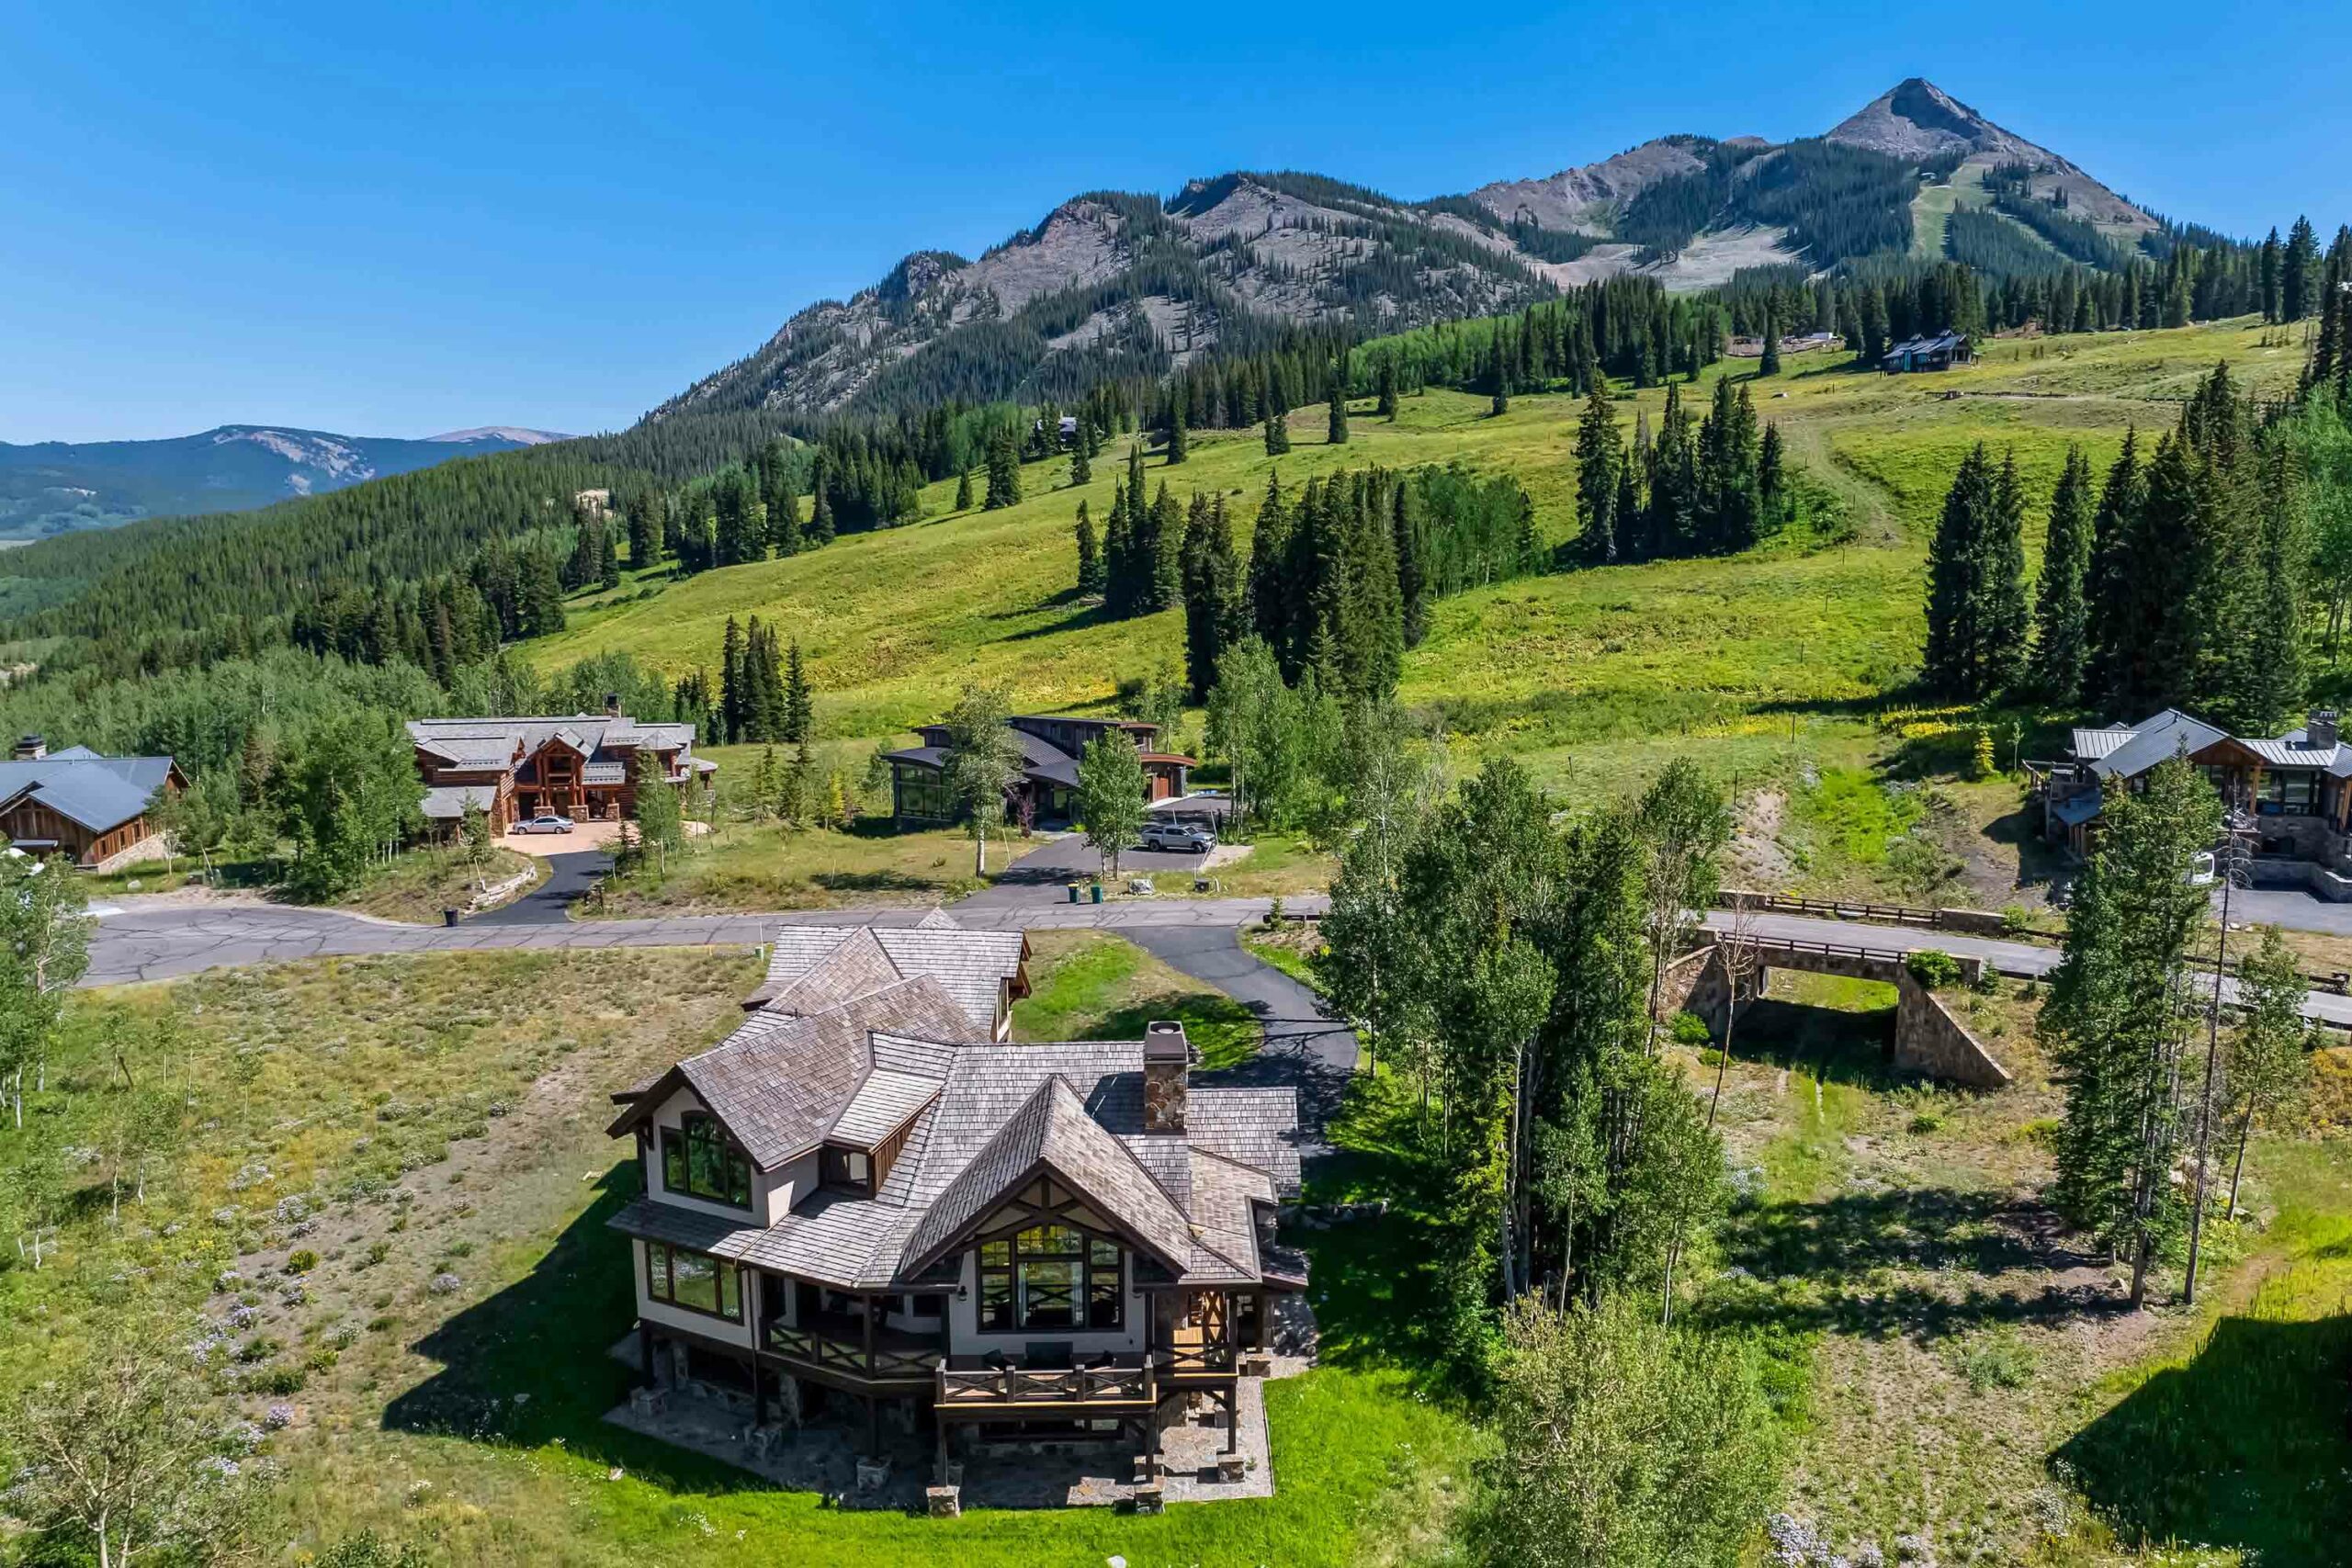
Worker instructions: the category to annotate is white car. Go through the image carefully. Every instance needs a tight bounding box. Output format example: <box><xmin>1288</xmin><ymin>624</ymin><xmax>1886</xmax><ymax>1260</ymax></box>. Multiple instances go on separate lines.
<box><xmin>1140</xmin><ymin>820</ymin><xmax>1216</xmax><ymax>855</ymax></box>
<box><xmin>515</xmin><ymin>813</ymin><xmax>576</xmax><ymax>835</ymax></box>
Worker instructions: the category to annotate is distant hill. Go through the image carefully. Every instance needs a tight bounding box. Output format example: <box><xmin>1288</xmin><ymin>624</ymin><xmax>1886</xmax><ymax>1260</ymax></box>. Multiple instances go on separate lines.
<box><xmin>660</xmin><ymin>77</ymin><xmax>2168</xmax><ymax>422</ymax></box>
<box><xmin>0</xmin><ymin>423</ymin><xmax>569</xmax><ymax>541</ymax></box>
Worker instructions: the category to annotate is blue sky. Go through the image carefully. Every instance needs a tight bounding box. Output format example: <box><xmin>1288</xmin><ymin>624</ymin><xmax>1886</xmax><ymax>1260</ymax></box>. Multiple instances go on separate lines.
<box><xmin>6</xmin><ymin>2</ymin><xmax>2348</xmax><ymax>443</ymax></box>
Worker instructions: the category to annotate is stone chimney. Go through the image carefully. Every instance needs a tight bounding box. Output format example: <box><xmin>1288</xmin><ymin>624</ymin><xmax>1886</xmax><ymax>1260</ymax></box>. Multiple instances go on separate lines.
<box><xmin>12</xmin><ymin>735</ymin><xmax>44</xmax><ymax>761</ymax></box>
<box><xmin>604</xmin><ymin>692</ymin><xmax>623</xmax><ymax>720</ymax></box>
<box><xmin>1142</xmin><ymin>1021</ymin><xmax>1189</xmax><ymax>1134</ymax></box>
<box><xmin>2311</xmin><ymin>710</ymin><xmax>2339</xmax><ymax>750</ymax></box>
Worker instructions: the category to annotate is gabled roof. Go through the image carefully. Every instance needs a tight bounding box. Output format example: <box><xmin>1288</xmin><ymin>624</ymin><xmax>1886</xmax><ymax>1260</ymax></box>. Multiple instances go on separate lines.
<box><xmin>0</xmin><ymin>751</ymin><xmax>176</xmax><ymax>835</ymax></box>
<box><xmin>405</xmin><ymin>715</ymin><xmax>697</xmax><ymax>775</ymax></box>
<box><xmin>419</xmin><ymin>784</ymin><xmax>498</xmax><ymax>820</ymax></box>
<box><xmin>899</xmin><ymin>1077</ymin><xmax>1198</xmax><ymax>1278</ymax></box>
<box><xmin>742</xmin><ymin>913</ymin><xmax>1028</xmax><ymax>1034</ymax></box>
<box><xmin>2088</xmin><ymin>709</ymin><xmax>2230</xmax><ymax>780</ymax></box>
<box><xmin>606</xmin><ymin>976</ymin><xmax>975</xmax><ymax>1168</ymax></box>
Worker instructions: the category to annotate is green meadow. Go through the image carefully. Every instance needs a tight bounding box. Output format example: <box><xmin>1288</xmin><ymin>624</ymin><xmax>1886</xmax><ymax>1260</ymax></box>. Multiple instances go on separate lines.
<box><xmin>529</xmin><ymin>317</ymin><xmax>2298</xmax><ymax>814</ymax></box>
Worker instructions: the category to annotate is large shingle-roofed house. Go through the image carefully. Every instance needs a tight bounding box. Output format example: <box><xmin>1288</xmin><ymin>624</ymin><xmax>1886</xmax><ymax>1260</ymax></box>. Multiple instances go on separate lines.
<box><xmin>0</xmin><ymin>737</ymin><xmax>185</xmax><ymax>870</ymax></box>
<box><xmin>405</xmin><ymin>698</ymin><xmax>712</xmax><ymax>834</ymax></box>
<box><xmin>740</xmin><ymin>909</ymin><xmax>1032</xmax><ymax>1039</ymax></box>
<box><xmin>603</xmin><ymin>912</ymin><xmax>1302</xmax><ymax>1490</ymax></box>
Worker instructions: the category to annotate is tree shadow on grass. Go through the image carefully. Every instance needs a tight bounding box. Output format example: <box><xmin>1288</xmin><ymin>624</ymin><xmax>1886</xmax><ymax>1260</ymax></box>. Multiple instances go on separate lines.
<box><xmin>380</xmin><ymin>1168</ymin><xmax>766</xmax><ymax>1496</ymax></box>
<box><xmin>809</xmin><ymin>869</ymin><xmax>953</xmax><ymax>895</ymax></box>
<box><xmin>2056</xmin><ymin>1312</ymin><xmax>2352</xmax><ymax>1566</ymax></box>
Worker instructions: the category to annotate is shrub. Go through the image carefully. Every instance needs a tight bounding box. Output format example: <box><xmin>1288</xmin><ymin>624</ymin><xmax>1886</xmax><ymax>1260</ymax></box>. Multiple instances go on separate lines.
<box><xmin>285</xmin><ymin>1249</ymin><xmax>318</xmax><ymax>1274</ymax></box>
<box><xmin>1999</xmin><ymin>903</ymin><xmax>2033</xmax><ymax>935</ymax></box>
<box><xmin>1951</xmin><ymin>1327</ymin><xmax>2036</xmax><ymax>1392</ymax></box>
<box><xmin>1905</xmin><ymin>950</ymin><xmax>1962</xmax><ymax>989</ymax></box>
<box><xmin>248</xmin><ymin>1364</ymin><xmax>308</xmax><ymax>1395</ymax></box>
<box><xmin>1670</xmin><ymin>1010</ymin><xmax>1713</xmax><ymax>1048</ymax></box>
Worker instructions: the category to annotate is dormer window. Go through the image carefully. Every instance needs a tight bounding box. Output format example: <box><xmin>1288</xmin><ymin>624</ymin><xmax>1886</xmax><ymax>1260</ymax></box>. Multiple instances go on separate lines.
<box><xmin>662</xmin><ymin>1112</ymin><xmax>752</xmax><ymax>1209</ymax></box>
<box><xmin>821</xmin><ymin>1144</ymin><xmax>874</xmax><ymax>1194</ymax></box>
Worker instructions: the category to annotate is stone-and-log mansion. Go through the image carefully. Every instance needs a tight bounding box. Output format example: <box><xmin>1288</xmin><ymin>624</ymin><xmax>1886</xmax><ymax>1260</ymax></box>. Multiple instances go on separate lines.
<box><xmin>603</xmin><ymin>909</ymin><xmax>1303</xmax><ymax>1500</ymax></box>
<box><xmin>2039</xmin><ymin>707</ymin><xmax>2352</xmax><ymax>897</ymax></box>
<box><xmin>406</xmin><ymin>700</ymin><xmax>712</xmax><ymax>835</ymax></box>
<box><xmin>881</xmin><ymin>715</ymin><xmax>1192</xmax><ymax>829</ymax></box>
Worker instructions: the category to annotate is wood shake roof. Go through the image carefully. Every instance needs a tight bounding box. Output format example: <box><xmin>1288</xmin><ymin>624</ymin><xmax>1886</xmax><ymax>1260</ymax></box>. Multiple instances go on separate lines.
<box><xmin>609</xmin><ymin>921</ymin><xmax>1301</xmax><ymax>1294</ymax></box>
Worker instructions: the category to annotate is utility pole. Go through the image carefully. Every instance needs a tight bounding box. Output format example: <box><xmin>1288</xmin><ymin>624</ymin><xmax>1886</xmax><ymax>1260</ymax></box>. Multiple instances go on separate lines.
<box><xmin>2183</xmin><ymin>806</ymin><xmax>2256</xmax><ymax>1305</ymax></box>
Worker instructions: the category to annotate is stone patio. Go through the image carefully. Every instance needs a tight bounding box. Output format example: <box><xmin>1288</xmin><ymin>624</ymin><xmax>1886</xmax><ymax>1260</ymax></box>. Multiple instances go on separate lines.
<box><xmin>599</xmin><ymin>1296</ymin><xmax>1314</xmax><ymax>1511</ymax></box>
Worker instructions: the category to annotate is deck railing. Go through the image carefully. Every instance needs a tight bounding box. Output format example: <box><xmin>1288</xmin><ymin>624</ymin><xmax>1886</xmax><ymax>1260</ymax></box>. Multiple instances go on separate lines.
<box><xmin>763</xmin><ymin>1319</ymin><xmax>941</xmax><ymax>1382</ymax></box>
<box><xmin>935</xmin><ymin>1360</ymin><xmax>1156</xmax><ymax>1407</ymax></box>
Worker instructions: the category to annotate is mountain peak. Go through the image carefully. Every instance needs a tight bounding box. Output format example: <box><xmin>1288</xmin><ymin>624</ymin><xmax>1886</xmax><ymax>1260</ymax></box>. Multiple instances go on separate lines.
<box><xmin>1827</xmin><ymin>77</ymin><xmax>2017</xmax><ymax>162</ymax></box>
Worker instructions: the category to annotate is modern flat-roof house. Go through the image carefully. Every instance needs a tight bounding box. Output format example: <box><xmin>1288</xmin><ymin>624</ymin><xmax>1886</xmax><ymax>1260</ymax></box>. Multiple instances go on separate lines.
<box><xmin>405</xmin><ymin>700</ymin><xmax>713</xmax><ymax>835</ymax></box>
<box><xmin>881</xmin><ymin>715</ymin><xmax>1193</xmax><ymax>829</ymax></box>
<box><xmin>603</xmin><ymin>909</ymin><xmax>1302</xmax><ymax>1492</ymax></box>
<box><xmin>0</xmin><ymin>737</ymin><xmax>185</xmax><ymax>870</ymax></box>
<box><xmin>2038</xmin><ymin>707</ymin><xmax>2352</xmax><ymax>896</ymax></box>
<box><xmin>1883</xmin><ymin>330</ymin><xmax>1974</xmax><ymax>372</ymax></box>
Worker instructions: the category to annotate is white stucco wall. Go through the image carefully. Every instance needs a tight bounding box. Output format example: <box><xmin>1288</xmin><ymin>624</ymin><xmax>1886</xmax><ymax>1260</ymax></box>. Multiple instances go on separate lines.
<box><xmin>641</xmin><ymin>1084</ymin><xmax>808</xmax><ymax>1225</ymax></box>
<box><xmin>629</xmin><ymin>1237</ymin><xmax>755</xmax><ymax>1348</ymax></box>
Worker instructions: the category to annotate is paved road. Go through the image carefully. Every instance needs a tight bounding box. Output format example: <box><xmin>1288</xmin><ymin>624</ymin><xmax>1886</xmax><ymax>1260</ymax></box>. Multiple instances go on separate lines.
<box><xmin>956</xmin><ymin>833</ymin><xmax>1220</xmax><ymax>910</ymax></box>
<box><xmin>464</xmin><ymin>849</ymin><xmax>610</xmax><ymax>927</ymax></box>
<box><xmin>82</xmin><ymin>894</ymin><xmax>1331</xmax><ymax>987</ymax></box>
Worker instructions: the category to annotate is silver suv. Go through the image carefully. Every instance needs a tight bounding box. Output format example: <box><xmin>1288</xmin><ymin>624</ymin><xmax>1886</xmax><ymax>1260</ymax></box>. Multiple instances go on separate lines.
<box><xmin>1140</xmin><ymin>820</ymin><xmax>1216</xmax><ymax>855</ymax></box>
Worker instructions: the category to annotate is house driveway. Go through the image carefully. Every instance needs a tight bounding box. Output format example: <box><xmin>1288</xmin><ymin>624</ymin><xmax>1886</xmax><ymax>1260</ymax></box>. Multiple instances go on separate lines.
<box><xmin>956</xmin><ymin>832</ymin><xmax>1221</xmax><ymax>908</ymax></box>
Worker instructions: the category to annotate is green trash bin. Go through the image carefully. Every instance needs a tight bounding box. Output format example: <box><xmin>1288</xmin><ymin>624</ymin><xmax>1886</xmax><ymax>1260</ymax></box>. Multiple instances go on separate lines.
<box><xmin>1090</xmin><ymin>883</ymin><xmax>1103</xmax><ymax>904</ymax></box>
<box><xmin>1067</xmin><ymin>882</ymin><xmax>1080</xmax><ymax>904</ymax></box>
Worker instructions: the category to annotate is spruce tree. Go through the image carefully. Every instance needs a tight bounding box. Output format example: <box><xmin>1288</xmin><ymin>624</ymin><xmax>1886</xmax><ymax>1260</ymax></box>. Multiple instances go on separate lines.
<box><xmin>2258</xmin><ymin>227</ymin><xmax>2282</xmax><ymax>323</ymax></box>
<box><xmin>1489</xmin><ymin>332</ymin><xmax>1511</xmax><ymax>416</ymax></box>
<box><xmin>2283</xmin><ymin>216</ymin><xmax>2322</xmax><ymax>322</ymax></box>
<box><xmin>1376</xmin><ymin>355</ymin><xmax>1399</xmax><ymax>419</ymax></box>
<box><xmin>2082</xmin><ymin>427</ymin><xmax>2143</xmax><ymax>705</ymax></box>
<box><xmin>1756</xmin><ymin>423</ymin><xmax>1786</xmax><ymax>531</ymax></box>
<box><xmin>1102</xmin><ymin>484</ymin><xmax>1135</xmax><ymax>616</ymax></box>
<box><xmin>1074</xmin><ymin>502</ymin><xmax>1104</xmax><ymax>598</ymax></box>
<box><xmin>1249</xmin><ymin>472</ymin><xmax>1295</xmax><ymax>660</ymax></box>
<box><xmin>1069</xmin><ymin>435</ymin><xmax>1091</xmax><ymax>487</ymax></box>
<box><xmin>1758</xmin><ymin>306</ymin><xmax>1782</xmax><ymax>378</ymax></box>
<box><xmin>782</xmin><ymin>640</ymin><xmax>813</xmax><ymax>745</ymax></box>
<box><xmin>1149</xmin><ymin>483</ymin><xmax>1184</xmax><ymax>610</ymax></box>
<box><xmin>983</xmin><ymin>427</ymin><xmax>1023</xmax><ymax>509</ymax></box>
<box><xmin>770</xmin><ymin>483</ymin><xmax>802</xmax><ymax>557</ymax></box>
<box><xmin>1574</xmin><ymin>381</ymin><xmax>1621</xmax><ymax>560</ymax></box>
<box><xmin>1263</xmin><ymin>408</ymin><xmax>1291</xmax><ymax>456</ymax></box>
<box><xmin>955</xmin><ymin>468</ymin><xmax>973</xmax><ymax>511</ymax></box>
<box><xmin>1394</xmin><ymin>479</ymin><xmax>1432</xmax><ymax>649</ymax></box>
<box><xmin>1922</xmin><ymin>444</ymin><xmax>2028</xmax><ymax>699</ymax></box>
<box><xmin>718</xmin><ymin>615</ymin><xmax>746</xmax><ymax>743</ymax></box>
<box><xmin>2029</xmin><ymin>444</ymin><xmax>2097</xmax><ymax>702</ymax></box>
<box><xmin>1167</xmin><ymin>398</ymin><xmax>1189</xmax><ymax>466</ymax></box>
<box><xmin>1328</xmin><ymin>364</ymin><xmax>1351</xmax><ymax>445</ymax></box>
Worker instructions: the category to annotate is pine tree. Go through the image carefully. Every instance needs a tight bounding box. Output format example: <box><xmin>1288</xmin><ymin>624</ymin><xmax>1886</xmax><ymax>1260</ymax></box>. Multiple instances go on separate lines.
<box><xmin>1488</xmin><ymin>332</ymin><xmax>1511</xmax><ymax>416</ymax></box>
<box><xmin>1375</xmin><ymin>355</ymin><xmax>1399</xmax><ymax>419</ymax></box>
<box><xmin>2042</xmin><ymin>755</ymin><xmax>2218</xmax><ymax>1306</ymax></box>
<box><xmin>1263</xmin><ymin>408</ymin><xmax>1291</xmax><ymax>456</ymax></box>
<box><xmin>1102</xmin><ymin>483</ymin><xmax>1136</xmax><ymax>616</ymax></box>
<box><xmin>782</xmin><ymin>640</ymin><xmax>813</xmax><ymax>745</ymax></box>
<box><xmin>2030</xmin><ymin>444</ymin><xmax>2097</xmax><ymax>701</ymax></box>
<box><xmin>769</xmin><ymin>482</ymin><xmax>802</xmax><ymax>557</ymax></box>
<box><xmin>1923</xmin><ymin>444</ymin><xmax>2028</xmax><ymax>699</ymax></box>
<box><xmin>1249</xmin><ymin>472</ymin><xmax>1295</xmax><ymax>663</ymax></box>
<box><xmin>1328</xmin><ymin>363</ymin><xmax>1351</xmax><ymax>445</ymax></box>
<box><xmin>1574</xmin><ymin>381</ymin><xmax>1621</xmax><ymax>560</ymax></box>
<box><xmin>2259</xmin><ymin>227</ymin><xmax>2282</xmax><ymax>323</ymax></box>
<box><xmin>2283</xmin><ymin>216</ymin><xmax>2322</xmax><ymax>322</ymax></box>
<box><xmin>2082</xmin><ymin>428</ymin><xmax>2143</xmax><ymax>704</ymax></box>
<box><xmin>1756</xmin><ymin>423</ymin><xmax>1786</xmax><ymax>530</ymax></box>
<box><xmin>718</xmin><ymin>615</ymin><xmax>746</xmax><ymax>743</ymax></box>
<box><xmin>1758</xmin><ymin>306</ymin><xmax>1782</xmax><ymax>378</ymax></box>
<box><xmin>955</xmin><ymin>468</ymin><xmax>973</xmax><ymax>511</ymax></box>
<box><xmin>1394</xmin><ymin>479</ymin><xmax>1432</xmax><ymax>649</ymax></box>
<box><xmin>983</xmin><ymin>427</ymin><xmax>1023</xmax><ymax>509</ymax></box>
<box><xmin>1149</xmin><ymin>482</ymin><xmax>1184</xmax><ymax>610</ymax></box>
<box><xmin>1069</xmin><ymin>436</ymin><xmax>1091</xmax><ymax>486</ymax></box>
<box><xmin>1074</xmin><ymin>502</ymin><xmax>1104</xmax><ymax>598</ymax></box>
<box><xmin>1166</xmin><ymin>398</ymin><xmax>1189</xmax><ymax>466</ymax></box>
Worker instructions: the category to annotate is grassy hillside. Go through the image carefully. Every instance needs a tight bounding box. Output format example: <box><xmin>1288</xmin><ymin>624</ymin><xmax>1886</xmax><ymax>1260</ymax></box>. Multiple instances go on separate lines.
<box><xmin>530</xmin><ymin>317</ymin><xmax>2297</xmax><ymax>800</ymax></box>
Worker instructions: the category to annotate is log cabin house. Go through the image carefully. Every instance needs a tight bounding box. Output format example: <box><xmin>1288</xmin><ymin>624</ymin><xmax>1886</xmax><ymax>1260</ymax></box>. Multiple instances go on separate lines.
<box><xmin>406</xmin><ymin>699</ymin><xmax>712</xmax><ymax>836</ymax></box>
<box><xmin>0</xmin><ymin>737</ymin><xmax>184</xmax><ymax>870</ymax></box>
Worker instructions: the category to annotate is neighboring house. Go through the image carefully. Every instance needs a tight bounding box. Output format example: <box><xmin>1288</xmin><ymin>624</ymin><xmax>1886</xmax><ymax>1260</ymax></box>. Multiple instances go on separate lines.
<box><xmin>741</xmin><ymin>916</ymin><xmax>1034</xmax><ymax>1041</ymax></box>
<box><xmin>1882</xmin><ymin>331</ymin><xmax>1974</xmax><ymax>373</ymax></box>
<box><xmin>2038</xmin><ymin>707</ymin><xmax>2352</xmax><ymax>896</ymax></box>
<box><xmin>881</xmin><ymin>716</ymin><xmax>1192</xmax><ymax>829</ymax></box>
<box><xmin>0</xmin><ymin>737</ymin><xmax>185</xmax><ymax>870</ymax></box>
<box><xmin>405</xmin><ymin>697</ymin><xmax>713</xmax><ymax>835</ymax></box>
<box><xmin>604</xmin><ymin>909</ymin><xmax>1303</xmax><ymax>1484</ymax></box>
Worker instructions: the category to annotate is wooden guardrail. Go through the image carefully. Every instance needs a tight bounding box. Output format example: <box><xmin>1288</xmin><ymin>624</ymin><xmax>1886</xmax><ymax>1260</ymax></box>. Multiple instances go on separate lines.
<box><xmin>935</xmin><ymin>1360</ymin><xmax>1154</xmax><ymax>1407</ymax></box>
<box><xmin>1716</xmin><ymin>890</ymin><xmax>2009</xmax><ymax>935</ymax></box>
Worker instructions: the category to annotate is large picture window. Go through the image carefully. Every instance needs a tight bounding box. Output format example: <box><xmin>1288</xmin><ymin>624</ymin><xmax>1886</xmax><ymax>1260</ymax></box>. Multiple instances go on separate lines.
<box><xmin>896</xmin><ymin>766</ymin><xmax>956</xmax><ymax>822</ymax></box>
<box><xmin>644</xmin><ymin>1241</ymin><xmax>742</xmax><ymax>1322</ymax></box>
<box><xmin>976</xmin><ymin>1224</ymin><xmax>1123</xmax><ymax>1332</ymax></box>
<box><xmin>662</xmin><ymin>1113</ymin><xmax>752</xmax><ymax>1209</ymax></box>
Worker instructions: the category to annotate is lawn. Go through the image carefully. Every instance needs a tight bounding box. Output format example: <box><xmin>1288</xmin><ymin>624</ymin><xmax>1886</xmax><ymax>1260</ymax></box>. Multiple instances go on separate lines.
<box><xmin>1012</xmin><ymin>929</ymin><xmax>1260</xmax><ymax>1069</ymax></box>
<box><xmin>4</xmin><ymin>941</ymin><xmax>1480</xmax><ymax>1566</ymax></box>
<box><xmin>1690</xmin><ymin>964</ymin><xmax>2352</xmax><ymax>1565</ymax></box>
<box><xmin>584</xmin><ymin>820</ymin><xmax>988</xmax><ymax>917</ymax></box>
